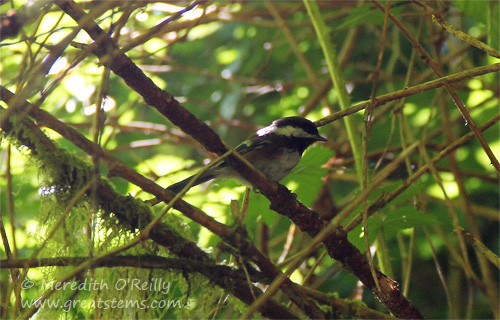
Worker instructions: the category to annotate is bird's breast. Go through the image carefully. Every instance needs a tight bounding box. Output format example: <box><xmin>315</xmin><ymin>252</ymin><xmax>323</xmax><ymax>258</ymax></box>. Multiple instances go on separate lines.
<box><xmin>252</xmin><ymin>149</ymin><xmax>301</xmax><ymax>181</ymax></box>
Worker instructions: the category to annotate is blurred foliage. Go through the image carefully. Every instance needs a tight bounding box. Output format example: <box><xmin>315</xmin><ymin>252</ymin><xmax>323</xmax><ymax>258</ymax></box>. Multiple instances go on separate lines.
<box><xmin>1</xmin><ymin>0</ymin><xmax>499</xmax><ymax>319</ymax></box>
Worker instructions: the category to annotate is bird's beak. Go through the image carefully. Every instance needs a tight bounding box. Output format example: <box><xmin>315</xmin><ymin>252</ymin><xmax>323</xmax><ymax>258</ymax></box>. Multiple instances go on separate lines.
<box><xmin>316</xmin><ymin>135</ymin><xmax>327</xmax><ymax>142</ymax></box>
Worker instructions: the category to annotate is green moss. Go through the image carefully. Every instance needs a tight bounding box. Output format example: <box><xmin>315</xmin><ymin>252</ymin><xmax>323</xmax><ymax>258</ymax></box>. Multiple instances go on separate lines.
<box><xmin>99</xmin><ymin>190</ymin><xmax>153</xmax><ymax>232</ymax></box>
<box><xmin>38</xmin><ymin>148</ymin><xmax>93</xmax><ymax>203</ymax></box>
<box><xmin>3</xmin><ymin>109</ymin><xmax>220</xmax><ymax>319</ymax></box>
<box><xmin>345</xmin><ymin>298</ymin><xmax>368</xmax><ymax>319</ymax></box>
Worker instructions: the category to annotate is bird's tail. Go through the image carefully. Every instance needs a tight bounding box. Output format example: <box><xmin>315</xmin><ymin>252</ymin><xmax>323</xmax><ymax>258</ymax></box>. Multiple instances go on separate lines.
<box><xmin>166</xmin><ymin>172</ymin><xmax>215</xmax><ymax>194</ymax></box>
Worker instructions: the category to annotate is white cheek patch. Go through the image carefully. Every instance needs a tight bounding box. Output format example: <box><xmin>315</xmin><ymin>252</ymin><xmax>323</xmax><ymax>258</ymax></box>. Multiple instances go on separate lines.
<box><xmin>274</xmin><ymin>126</ymin><xmax>317</xmax><ymax>139</ymax></box>
<box><xmin>257</xmin><ymin>124</ymin><xmax>319</xmax><ymax>139</ymax></box>
<box><xmin>256</xmin><ymin>125</ymin><xmax>275</xmax><ymax>136</ymax></box>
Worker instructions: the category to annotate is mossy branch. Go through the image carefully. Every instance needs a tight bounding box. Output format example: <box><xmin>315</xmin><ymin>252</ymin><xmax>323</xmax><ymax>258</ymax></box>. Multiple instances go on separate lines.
<box><xmin>0</xmin><ymin>256</ymin><xmax>269</xmax><ymax>283</ymax></box>
<box><xmin>0</xmin><ymin>102</ymin><xmax>300</xmax><ymax>320</ymax></box>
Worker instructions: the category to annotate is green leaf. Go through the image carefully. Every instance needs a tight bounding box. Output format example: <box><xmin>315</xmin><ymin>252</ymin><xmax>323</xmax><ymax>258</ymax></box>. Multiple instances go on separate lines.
<box><xmin>388</xmin><ymin>179</ymin><xmax>430</xmax><ymax>206</ymax></box>
<box><xmin>347</xmin><ymin>205</ymin><xmax>439</xmax><ymax>251</ymax></box>
<box><xmin>347</xmin><ymin>213</ymin><xmax>384</xmax><ymax>251</ymax></box>
<box><xmin>284</xmin><ymin>145</ymin><xmax>335</xmax><ymax>206</ymax></box>
<box><xmin>382</xmin><ymin>206</ymin><xmax>439</xmax><ymax>238</ymax></box>
<box><xmin>248</xmin><ymin>191</ymin><xmax>276</xmax><ymax>227</ymax></box>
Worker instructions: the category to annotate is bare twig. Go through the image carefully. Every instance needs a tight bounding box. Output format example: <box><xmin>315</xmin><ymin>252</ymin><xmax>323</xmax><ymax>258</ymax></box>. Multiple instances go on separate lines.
<box><xmin>317</xmin><ymin>63</ymin><xmax>500</xmax><ymax>127</ymax></box>
<box><xmin>456</xmin><ymin>227</ymin><xmax>500</xmax><ymax>269</ymax></box>
<box><xmin>413</xmin><ymin>0</ymin><xmax>500</xmax><ymax>59</ymax></box>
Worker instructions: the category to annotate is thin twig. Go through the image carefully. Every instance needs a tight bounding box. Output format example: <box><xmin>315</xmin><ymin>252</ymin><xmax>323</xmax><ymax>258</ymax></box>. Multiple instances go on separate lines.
<box><xmin>317</xmin><ymin>63</ymin><xmax>500</xmax><ymax>127</ymax></box>
<box><xmin>412</xmin><ymin>0</ymin><xmax>500</xmax><ymax>59</ymax></box>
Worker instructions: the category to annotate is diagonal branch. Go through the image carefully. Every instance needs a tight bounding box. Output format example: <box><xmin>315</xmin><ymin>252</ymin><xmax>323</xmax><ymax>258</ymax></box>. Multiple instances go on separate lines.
<box><xmin>317</xmin><ymin>62</ymin><xmax>500</xmax><ymax>127</ymax></box>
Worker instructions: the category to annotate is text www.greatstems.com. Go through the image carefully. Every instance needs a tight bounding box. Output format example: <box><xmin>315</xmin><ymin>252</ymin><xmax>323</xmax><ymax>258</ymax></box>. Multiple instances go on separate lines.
<box><xmin>22</xmin><ymin>297</ymin><xmax>185</xmax><ymax>312</ymax></box>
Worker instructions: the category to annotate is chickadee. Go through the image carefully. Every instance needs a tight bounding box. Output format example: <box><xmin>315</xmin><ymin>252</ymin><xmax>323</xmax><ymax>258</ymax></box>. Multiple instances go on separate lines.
<box><xmin>167</xmin><ymin>116</ymin><xmax>327</xmax><ymax>194</ymax></box>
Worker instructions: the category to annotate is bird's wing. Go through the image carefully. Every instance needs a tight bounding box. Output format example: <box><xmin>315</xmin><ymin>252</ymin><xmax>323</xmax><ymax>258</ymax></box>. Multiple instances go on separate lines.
<box><xmin>212</xmin><ymin>134</ymin><xmax>273</xmax><ymax>170</ymax></box>
<box><xmin>233</xmin><ymin>136</ymin><xmax>273</xmax><ymax>156</ymax></box>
